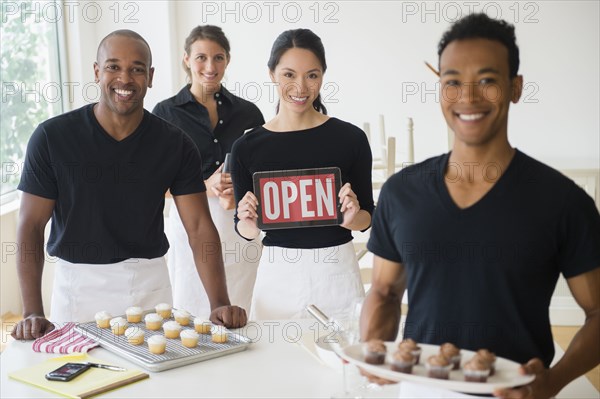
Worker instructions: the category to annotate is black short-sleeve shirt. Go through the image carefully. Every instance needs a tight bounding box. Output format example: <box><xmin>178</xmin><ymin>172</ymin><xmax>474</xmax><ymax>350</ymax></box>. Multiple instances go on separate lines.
<box><xmin>18</xmin><ymin>104</ymin><xmax>206</xmax><ymax>264</ymax></box>
<box><xmin>152</xmin><ymin>85</ymin><xmax>264</xmax><ymax>180</ymax></box>
<box><xmin>368</xmin><ymin>150</ymin><xmax>600</xmax><ymax>366</ymax></box>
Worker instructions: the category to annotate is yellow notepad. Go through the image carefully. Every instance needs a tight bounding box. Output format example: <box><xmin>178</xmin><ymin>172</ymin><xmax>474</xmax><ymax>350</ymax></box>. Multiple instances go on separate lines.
<box><xmin>8</xmin><ymin>353</ymin><xmax>149</xmax><ymax>398</ymax></box>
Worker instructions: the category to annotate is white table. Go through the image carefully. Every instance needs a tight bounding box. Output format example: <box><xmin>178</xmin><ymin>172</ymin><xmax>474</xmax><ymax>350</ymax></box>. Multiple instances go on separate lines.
<box><xmin>1</xmin><ymin>320</ymin><xmax>597</xmax><ymax>398</ymax></box>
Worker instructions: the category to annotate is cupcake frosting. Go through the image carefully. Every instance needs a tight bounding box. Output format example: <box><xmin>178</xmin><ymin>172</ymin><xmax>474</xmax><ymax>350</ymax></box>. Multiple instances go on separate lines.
<box><xmin>181</xmin><ymin>330</ymin><xmax>199</xmax><ymax>339</ymax></box>
<box><xmin>155</xmin><ymin>303</ymin><xmax>171</xmax><ymax>311</ymax></box>
<box><xmin>109</xmin><ymin>317</ymin><xmax>127</xmax><ymax>327</ymax></box>
<box><xmin>95</xmin><ymin>311</ymin><xmax>111</xmax><ymax>320</ymax></box>
<box><xmin>125</xmin><ymin>326</ymin><xmax>144</xmax><ymax>338</ymax></box>
<box><xmin>476</xmin><ymin>349</ymin><xmax>496</xmax><ymax>363</ymax></box>
<box><xmin>427</xmin><ymin>354</ymin><xmax>450</xmax><ymax>367</ymax></box>
<box><xmin>366</xmin><ymin>339</ymin><xmax>387</xmax><ymax>353</ymax></box>
<box><xmin>194</xmin><ymin>317</ymin><xmax>211</xmax><ymax>325</ymax></box>
<box><xmin>398</xmin><ymin>338</ymin><xmax>420</xmax><ymax>350</ymax></box>
<box><xmin>145</xmin><ymin>313</ymin><xmax>163</xmax><ymax>322</ymax></box>
<box><xmin>393</xmin><ymin>349</ymin><xmax>414</xmax><ymax>363</ymax></box>
<box><xmin>163</xmin><ymin>321</ymin><xmax>182</xmax><ymax>331</ymax></box>
<box><xmin>440</xmin><ymin>342</ymin><xmax>460</xmax><ymax>357</ymax></box>
<box><xmin>464</xmin><ymin>356</ymin><xmax>490</xmax><ymax>371</ymax></box>
<box><xmin>148</xmin><ymin>335</ymin><xmax>166</xmax><ymax>345</ymax></box>
<box><xmin>174</xmin><ymin>309</ymin><xmax>191</xmax><ymax>318</ymax></box>
<box><xmin>126</xmin><ymin>306</ymin><xmax>143</xmax><ymax>315</ymax></box>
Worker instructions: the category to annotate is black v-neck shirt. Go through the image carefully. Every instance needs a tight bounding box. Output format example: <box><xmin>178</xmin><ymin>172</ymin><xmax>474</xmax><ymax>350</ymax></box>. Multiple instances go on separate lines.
<box><xmin>18</xmin><ymin>104</ymin><xmax>206</xmax><ymax>264</ymax></box>
<box><xmin>368</xmin><ymin>150</ymin><xmax>600</xmax><ymax>366</ymax></box>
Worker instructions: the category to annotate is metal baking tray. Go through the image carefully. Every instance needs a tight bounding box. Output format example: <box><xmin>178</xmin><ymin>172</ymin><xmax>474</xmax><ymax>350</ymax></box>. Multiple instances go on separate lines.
<box><xmin>75</xmin><ymin>312</ymin><xmax>251</xmax><ymax>372</ymax></box>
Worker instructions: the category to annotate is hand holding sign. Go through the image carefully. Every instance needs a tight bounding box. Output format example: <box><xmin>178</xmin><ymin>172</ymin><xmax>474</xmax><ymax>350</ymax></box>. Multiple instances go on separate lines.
<box><xmin>338</xmin><ymin>182</ymin><xmax>361</xmax><ymax>229</ymax></box>
<box><xmin>236</xmin><ymin>191</ymin><xmax>261</xmax><ymax>239</ymax></box>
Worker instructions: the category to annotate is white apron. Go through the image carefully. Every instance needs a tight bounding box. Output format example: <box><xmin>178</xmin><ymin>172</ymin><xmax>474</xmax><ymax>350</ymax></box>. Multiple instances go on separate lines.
<box><xmin>249</xmin><ymin>241</ymin><xmax>365</xmax><ymax>321</ymax></box>
<box><xmin>50</xmin><ymin>257</ymin><xmax>172</xmax><ymax>323</ymax></box>
<box><xmin>166</xmin><ymin>197</ymin><xmax>261</xmax><ymax>318</ymax></box>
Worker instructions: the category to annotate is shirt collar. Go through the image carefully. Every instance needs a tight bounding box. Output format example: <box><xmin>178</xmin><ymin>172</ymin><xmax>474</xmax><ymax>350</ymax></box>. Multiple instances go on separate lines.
<box><xmin>216</xmin><ymin>85</ymin><xmax>234</xmax><ymax>104</ymax></box>
<box><xmin>173</xmin><ymin>84</ymin><xmax>234</xmax><ymax>106</ymax></box>
<box><xmin>172</xmin><ymin>85</ymin><xmax>195</xmax><ymax>106</ymax></box>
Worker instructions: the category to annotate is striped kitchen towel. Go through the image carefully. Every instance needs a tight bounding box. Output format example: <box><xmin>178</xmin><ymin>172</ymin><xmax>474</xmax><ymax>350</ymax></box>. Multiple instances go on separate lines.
<box><xmin>32</xmin><ymin>322</ymin><xmax>99</xmax><ymax>353</ymax></box>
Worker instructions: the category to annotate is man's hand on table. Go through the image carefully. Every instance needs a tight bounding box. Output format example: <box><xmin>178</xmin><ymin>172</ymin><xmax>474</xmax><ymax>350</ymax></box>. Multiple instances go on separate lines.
<box><xmin>210</xmin><ymin>305</ymin><xmax>247</xmax><ymax>328</ymax></box>
<box><xmin>11</xmin><ymin>314</ymin><xmax>55</xmax><ymax>340</ymax></box>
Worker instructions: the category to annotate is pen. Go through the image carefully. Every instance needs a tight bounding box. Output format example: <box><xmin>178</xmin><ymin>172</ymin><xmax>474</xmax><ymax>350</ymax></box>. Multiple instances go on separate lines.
<box><xmin>86</xmin><ymin>362</ymin><xmax>126</xmax><ymax>371</ymax></box>
<box><xmin>424</xmin><ymin>61</ymin><xmax>440</xmax><ymax>77</ymax></box>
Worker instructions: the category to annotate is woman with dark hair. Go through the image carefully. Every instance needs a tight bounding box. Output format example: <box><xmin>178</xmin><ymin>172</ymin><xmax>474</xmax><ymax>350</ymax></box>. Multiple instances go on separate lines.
<box><xmin>153</xmin><ymin>25</ymin><xmax>264</xmax><ymax>318</ymax></box>
<box><xmin>230</xmin><ymin>29</ymin><xmax>374</xmax><ymax>320</ymax></box>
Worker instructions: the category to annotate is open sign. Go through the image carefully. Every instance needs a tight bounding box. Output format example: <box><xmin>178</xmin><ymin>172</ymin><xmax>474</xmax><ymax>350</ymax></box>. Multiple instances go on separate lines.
<box><xmin>253</xmin><ymin>167</ymin><xmax>343</xmax><ymax>230</ymax></box>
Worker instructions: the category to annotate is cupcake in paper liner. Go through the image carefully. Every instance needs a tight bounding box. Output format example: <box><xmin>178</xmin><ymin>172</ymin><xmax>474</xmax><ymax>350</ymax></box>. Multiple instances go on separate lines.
<box><xmin>144</xmin><ymin>313</ymin><xmax>163</xmax><ymax>331</ymax></box>
<box><xmin>174</xmin><ymin>309</ymin><xmax>191</xmax><ymax>326</ymax></box>
<box><xmin>155</xmin><ymin>303</ymin><xmax>172</xmax><ymax>319</ymax></box>
<box><xmin>125</xmin><ymin>326</ymin><xmax>144</xmax><ymax>345</ymax></box>
<box><xmin>163</xmin><ymin>320</ymin><xmax>182</xmax><ymax>339</ymax></box>
<box><xmin>475</xmin><ymin>349</ymin><xmax>497</xmax><ymax>376</ymax></box>
<box><xmin>109</xmin><ymin>317</ymin><xmax>128</xmax><ymax>335</ymax></box>
<box><xmin>439</xmin><ymin>342</ymin><xmax>461</xmax><ymax>370</ymax></box>
<box><xmin>398</xmin><ymin>338</ymin><xmax>422</xmax><ymax>364</ymax></box>
<box><xmin>426</xmin><ymin>354</ymin><xmax>453</xmax><ymax>379</ymax></box>
<box><xmin>463</xmin><ymin>356</ymin><xmax>491</xmax><ymax>382</ymax></box>
<box><xmin>148</xmin><ymin>335</ymin><xmax>166</xmax><ymax>354</ymax></box>
<box><xmin>391</xmin><ymin>349</ymin><xmax>415</xmax><ymax>373</ymax></box>
<box><xmin>125</xmin><ymin>306</ymin><xmax>143</xmax><ymax>323</ymax></box>
<box><xmin>363</xmin><ymin>339</ymin><xmax>386</xmax><ymax>365</ymax></box>
<box><xmin>95</xmin><ymin>311</ymin><xmax>112</xmax><ymax>328</ymax></box>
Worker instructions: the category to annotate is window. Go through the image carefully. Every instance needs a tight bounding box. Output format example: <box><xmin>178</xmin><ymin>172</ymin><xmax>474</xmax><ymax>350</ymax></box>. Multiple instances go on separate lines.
<box><xmin>1</xmin><ymin>0</ymin><xmax>63</xmax><ymax>199</ymax></box>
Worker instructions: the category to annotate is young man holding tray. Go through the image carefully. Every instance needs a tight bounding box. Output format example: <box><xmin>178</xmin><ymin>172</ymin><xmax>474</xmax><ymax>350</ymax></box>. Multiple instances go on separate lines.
<box><xmin>360</xmin><ymin>13</ymin><xmax>599</xmax><ymax>399</ymax></box>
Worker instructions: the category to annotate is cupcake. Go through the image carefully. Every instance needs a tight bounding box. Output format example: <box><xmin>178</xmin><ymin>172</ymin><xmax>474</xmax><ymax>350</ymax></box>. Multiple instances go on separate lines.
<box><xmin>174</xmin><ymin>309</ymin><xmax>191</xmax><ymax>326</ymax></box>
<box><xmin>211</xmin><ymin>325</ymin><xmax>228</xmax><ymax>343</ymax></box>
<box><xmin>95</xmin><ymin>311</ymin><xmax>112</xmax><ymax>328</ymax></box>
<box><xmin>155</xmin><ymin>303</ymin><xmax>172</xmax><ymax>319</ymax></box>
<box><xmin>181</xmin><ymin>329</ymin><xmax>200</xmax><ymax>348</ymax></box>
<box><xmin>398</xmin><ymin>338</ymin><xmax>422</xmax><ymax>364</ymax></box>
<box><xmin>363</xmin><ymin>339</ymin><xmax>387</xmax><ymax>365</ymax></box>
<box><xmin>148</xmin><ymin>335</ymin><xmax>167</xmax><ymax>355</ymax></box>
<box><xmin>440</xmin><ymin>342</ymin><xmax>461</xmax><ymax>370</ymax></box>
<box><xmin>125</xmin><ymin>326</ymin><xmax>145</xmax><ymax>345</ymax></box>
<box><xmin>125</xmin><ymin>306</ymin><xmax>143</xmax><ymax>323</ymax></box>
<box><xmin>426</xmin><ymin>354</ymin><xmax>453</xmax><ymax>379</ymax></box>
<box><xmin>463</xmin><ymin>356</ymin><xmax>491</xmax><ymax>382</ymax></box>
<box><xmin>110</xmin><ymin>317</ymin><xmax>128</xmax><ymax>335</ymax></box>
<box><xmin>475</xmin><ymin>349</ymin><xmax>497</xmax><ymax>376</ymax></box>
<box><xmin>144</xmin><ymin>313</ymin><xmax>163</xmax><ymax>330</ymax></box>
<box><xmin>391</xmin><ymin>349</ymin><xmax>415</xmax><ymax>373</ymax></box>
<box><xmin>163</xmin><ymin>321</ymin><xmax>182</xmax><ymax>339</ymax></box>
<box><xmin>194</xmin><ymin>318</ymin><xmax>212</xmax><ymax>334</ymax></box>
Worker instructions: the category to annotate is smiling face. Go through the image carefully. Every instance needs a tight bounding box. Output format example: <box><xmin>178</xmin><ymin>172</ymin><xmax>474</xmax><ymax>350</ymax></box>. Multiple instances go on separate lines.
<box><xmin>184</xmin><ymin>39</ymin><xmax>229</xmax><ymax>94</ymax></box>
<box><xmin>439</xmin><ymin>38</ymin><xmax>522</xmax><ymax>147</ymax></box>
<box><xmin>94</xmin><ymin>35</ymin><xmax>154</xmax><ymax>117</ymax></box>
<box><xmin>270</xmin><ymin>47</ymin><xmax>323</xmax><ymax>115</ymax></box>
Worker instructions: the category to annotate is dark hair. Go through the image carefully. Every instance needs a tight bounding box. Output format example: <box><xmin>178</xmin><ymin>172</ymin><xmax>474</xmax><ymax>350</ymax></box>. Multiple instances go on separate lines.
<box><xmin>183</xmin><ymin>25</ymin><xmax>231</xmax><ymax>81</ymax></box>
<box><xmin>97</xmin><ymin>29</ymin><xmax>152</xmax><ymax>65</ymax></box>
<box><xmin>268</xmin><ymin>29</ymin><xmax>328</xmax><ymax>115</ymax></box>
<box><xmin>437</xmin><ymin>13</ymin><xmax>520</xmax><ymax>78</ymax></box>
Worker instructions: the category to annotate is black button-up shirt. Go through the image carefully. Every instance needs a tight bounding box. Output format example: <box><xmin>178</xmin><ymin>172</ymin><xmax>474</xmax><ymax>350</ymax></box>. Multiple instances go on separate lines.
<box><xmin>153</xmin><ymin>85</ymin><xmax>265</xmax><ymax>179</ymax></box>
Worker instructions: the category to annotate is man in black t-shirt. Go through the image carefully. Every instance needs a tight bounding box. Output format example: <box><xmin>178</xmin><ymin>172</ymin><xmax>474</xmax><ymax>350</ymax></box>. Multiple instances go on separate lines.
<box><xmin>11</xmin><ymin>30</ymin><xmax>246</xmax><ymax>340</ymax></box>
<box><xmin>360</xmin><ymin>14</ymin><xmax>600</xmax><ymax>398</ymax></box>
